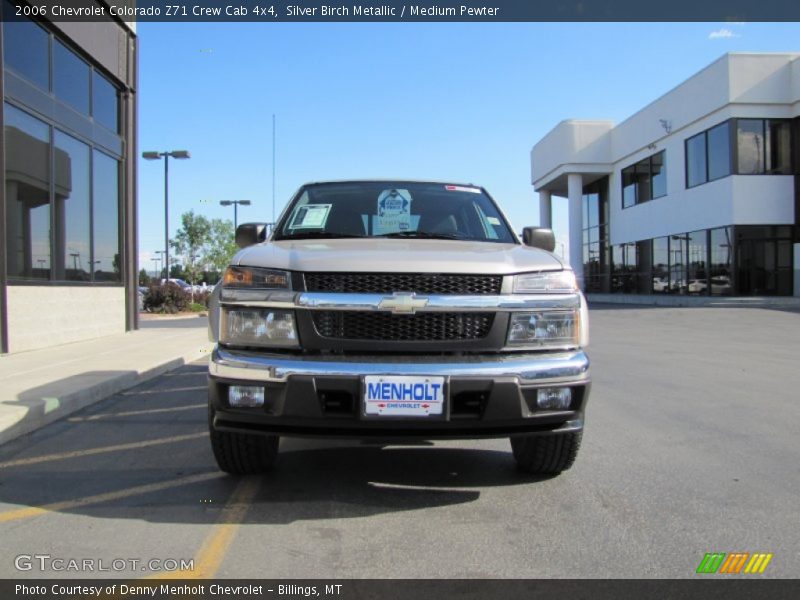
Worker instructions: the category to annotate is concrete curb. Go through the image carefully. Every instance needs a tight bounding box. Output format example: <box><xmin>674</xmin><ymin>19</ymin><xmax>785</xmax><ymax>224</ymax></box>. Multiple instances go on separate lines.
<box><xmin>0</xmin><ymin>345</ymin><xmax>212</xmax><ymax>448</ymax></box>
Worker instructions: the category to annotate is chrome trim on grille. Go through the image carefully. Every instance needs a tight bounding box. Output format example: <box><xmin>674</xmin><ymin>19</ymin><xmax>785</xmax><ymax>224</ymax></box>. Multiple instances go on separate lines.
<box><xmin>220</xmin><ymin>292</ymin><xmax>581</xmax><ymax>312</ymax></box>
<box><xmin>210</xmin><ymin>346</ymin><xmax>590</xmax><ymax>384</ymax></box>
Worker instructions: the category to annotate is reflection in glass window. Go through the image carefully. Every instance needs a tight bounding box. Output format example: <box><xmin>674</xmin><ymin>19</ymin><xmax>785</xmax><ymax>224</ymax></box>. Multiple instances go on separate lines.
<box><xmin>767</xmin><ymin>120</ymin><xmax>791</xmax><ymax>174</ymax></box>
<box><xmin>737</xmin><ymin>119</ymin><xmax>764</xmax><ymax>174</ymax></box>
<box><xmin>54</xmin><ymin>131</ymin><xmax>91</xmax><ymax>281</ymax></box>
<box><xmin>622</xmin><ymin>166</ymin><xmax>636</xmax><ymax>208</ymax></box>
<box><xmin>687</xmin><ymin>230</ymin><xmax>708</xmax><ymax>295</ymax></box>
<box><xmin>686</xmin><ymin>133</ymin><xmax>707</xmax><ymax>188</ymax></box>
<box><xmin>54</xmin><ymin>40</ymin><xmax>90</xmax><ymax>114</ymax></box>
<box><xmin>4</xmin><ymin>104</ymin><xmax>51</xmax><ymax>279</ymax></box>
<box><xmin>669</xmin><ymin>235</ymin><xmax>689</xmax><ymax>294</ymax></box>
<box><xmin>2</xmin><ymin>0</ymin><xmax>49</xmax><ymax>90</ymax></box>
<box><xmin>621</xmin><ymin>151</ymin><xmax>666</xmax><ymax>208</ymax></box>
<box><xmin>652</xmin><ymin>237</ymin><xmax>669</xmax><ymax>294</ymax></box>
<box><xmin>92</xmin><ymin>71</ymin><xmax>118</xmax><ymax>132</ymax></box>
<box><xmin>707</xmin><ymin>122</ymin><xmax>731</xmax><ymax>181</ymax></box>
<box><xmin>709</xmin><ymin>227</ymin><xmax>732</xmax><ymax>296</ymax></box>
<box><xmin>93</xmin><ymin>151</ymin><xmax>120</xmax><ymax>281</ymax></box>
<box><xmin>651</xmin><ymin>152</ymin><xmax>666</xmax><ymax>199</ymax></box>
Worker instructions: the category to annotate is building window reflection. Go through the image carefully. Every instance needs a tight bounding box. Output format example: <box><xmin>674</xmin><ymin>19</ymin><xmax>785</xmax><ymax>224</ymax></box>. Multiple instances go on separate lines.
<box><xmin>621</xmin><ymin>151</ymin><xmax>666</xmax><ymax>208</ymax></box>
<box><xmin>4</xmin><ymin>103</ymin><xmax>121</xmax><ymax>284</ymax></box>
<box><xmin>54</xmin><ymin>131</ymin><xmax>91</xmax><ymax>281</ymax></box>
<box><xmin>4</xmin><ymin>104</ymin><xmax>51</xmax><ymax>279</ymax></box>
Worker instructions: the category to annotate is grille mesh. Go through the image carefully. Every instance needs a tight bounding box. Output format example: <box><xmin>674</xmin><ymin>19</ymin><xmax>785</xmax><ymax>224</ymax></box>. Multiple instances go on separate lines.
<box><xmin>304</xmin><ymin>273</ymin><xmax>502</xmax><ymax>295</ymax></box>
<box><xmin>312</xmin><ymin>311</ymin><xmax>494</xmax><ymax>342</ymax></box>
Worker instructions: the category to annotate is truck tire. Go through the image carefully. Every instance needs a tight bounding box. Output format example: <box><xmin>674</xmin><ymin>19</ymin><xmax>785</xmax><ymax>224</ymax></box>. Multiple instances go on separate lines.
<box><xmin>510</xmin><ymin>432</ymin><xmax>582</xmax><ymax>475</ymax></box>
<box><xmin>208</xmin><ymin>406</ymin><xmax>279</xmax><ymax>474</ymax></box>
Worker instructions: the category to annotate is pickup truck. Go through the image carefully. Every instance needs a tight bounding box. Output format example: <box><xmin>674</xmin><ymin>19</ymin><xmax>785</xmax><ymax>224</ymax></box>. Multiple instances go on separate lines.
<box><xmin>207</xmin><ymin>180</ymin><xmax>590</xmax><ymax>476</ymax></box>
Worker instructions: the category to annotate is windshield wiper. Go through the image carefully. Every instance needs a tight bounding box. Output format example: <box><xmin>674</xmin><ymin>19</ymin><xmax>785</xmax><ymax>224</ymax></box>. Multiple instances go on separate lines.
<box><xmin>376</xmin><ymin>231</ymin><xmax>467</xmax><ymax>240</ymax></box>
<box><xmin>275</xmin><ymin>231</ymin><xmax>366</xmax><ymax>240</ymax></box>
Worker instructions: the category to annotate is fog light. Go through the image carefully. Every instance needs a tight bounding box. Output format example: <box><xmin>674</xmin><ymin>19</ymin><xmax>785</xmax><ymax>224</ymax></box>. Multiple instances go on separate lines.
<box><xmin>537</xmin><ymin>387</ymin><xmax>571</xmax><ymax>410</ymax></box>
<box><xmin>229</xmin><ymin>386</ymin><xmax>265</xmax><ymax>408</ymax></box>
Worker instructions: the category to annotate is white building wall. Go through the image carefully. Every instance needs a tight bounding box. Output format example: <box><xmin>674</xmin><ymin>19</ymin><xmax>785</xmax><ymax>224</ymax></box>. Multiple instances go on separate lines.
<box><xmin>7</xmin><ymin>286</ymin><xmax>125</xmax><ymax>353</ymax></box>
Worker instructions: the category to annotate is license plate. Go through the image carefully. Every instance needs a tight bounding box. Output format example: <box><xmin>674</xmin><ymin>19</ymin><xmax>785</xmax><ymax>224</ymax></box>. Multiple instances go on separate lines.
<box><xmin>364</xmin><ymin>375</ymin><xmax>445</xmax><ymax>417</ymax></box>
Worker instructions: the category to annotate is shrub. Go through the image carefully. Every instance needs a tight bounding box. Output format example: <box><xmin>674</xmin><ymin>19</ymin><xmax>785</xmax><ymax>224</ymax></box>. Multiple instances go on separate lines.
<box><xmin>143</xmin><ymin>284</ymin><xmax>190</xmax><ymax>314</ymax></box>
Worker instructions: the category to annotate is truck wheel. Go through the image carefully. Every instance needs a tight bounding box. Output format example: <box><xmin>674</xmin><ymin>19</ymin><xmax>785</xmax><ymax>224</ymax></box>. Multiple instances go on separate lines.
<box><xmin>510</xmin><ymin>432</ymin><xmax>582</xmax><ymax>475</ymax></box>
<box><xmin>208</xmin><ymin>407</ymin><xmax>279</xmax><ymax>474</ymax></box>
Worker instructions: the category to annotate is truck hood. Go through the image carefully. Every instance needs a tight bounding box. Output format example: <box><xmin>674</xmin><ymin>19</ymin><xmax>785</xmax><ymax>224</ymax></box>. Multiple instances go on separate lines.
<box><xmin>234</xmin><ymin>238</ymin><xmax>565</xmax><ymax>275</ymax></box>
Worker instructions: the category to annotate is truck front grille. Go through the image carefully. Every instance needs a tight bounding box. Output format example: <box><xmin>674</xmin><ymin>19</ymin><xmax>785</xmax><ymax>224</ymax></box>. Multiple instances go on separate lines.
<box><xmin>304</xmin><ymin>273</ymin><xmax>502</xmax><ymax>295</ymax></box>
<box><xmin>312</xmin><ymin>311</ymin><xmax>494</xmax><ymax>342</ymax></box>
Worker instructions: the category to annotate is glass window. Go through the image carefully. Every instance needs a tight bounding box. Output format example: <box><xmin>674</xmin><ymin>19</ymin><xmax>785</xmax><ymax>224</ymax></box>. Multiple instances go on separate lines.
<box><xmin>686</xmin><ymin>133</ymin><xmax>707</xmax><ymax>188</ymax></box>
<box><xmin>2</xmin><ymin>0</ymin><xmax>49</xmax><ymax>90</ymax></box>
<box><xmin>53</xmin><ymin>40</ymin><xmax>90</xmax><ymax>114</ymax></box>
<box><xmin>652</xmin><ymin>237</ymin><xmax>670</xmax><ymax>294</ymax></box>
<box><xmin>707</xmin><ymin>122</ymin><xmax>731</xmax><ymax>181</ymax></box>
<box><xmin>634</xmin><ymin>160</ymin><xmax>651</xmax><ymax>203</ymax></box>
<box><xmin>687</xmin><ymin>230</ymin><xmax>708</xmax><ymax>295</ymax></box>
<box><xmin>766</xmin><ymin>120</ymin><xmax>791</xmax><ymax>174</ymax></box>
<box><xmin>737</xmin><ymin>119</ymin><xmax>764</xmax><ymax>174</ymax></box>
<box><xmin>4</xmin><ymin>104</ymin><xmax>51</xmax><ymax>279</ymax></box>
<box><xmin>586</xmin><ymin>192</ymin><xmax>599</xmax><ymax>229</ymax></box>
<box><xmin>709</xmin><ymin>227</ymin><xmax>733</xmax><ymax>296</ymax></box>
<box><xmin>92</xmin><ymin>150</ymin><xmax>120</xmax><ymax>281</ymax></box>
<box><xmin>54</xmin><ymin>131</ymin><xmax>91</xmax><ymax>281</ymax></box>
<box><xmin>92</xmin><ymin>71</ymin><xmax>119</xmax><ymax>132</ymax></box>
<box><xmin>651</xmin><ymin>152</ymin><xmax>667</xmax><ymax>198</ymax></box>
<box><xmin>669</xmin><ymin>235</ymin><xmax>689</xmax><ymax>294</ymax></box>
<box><xmin>622</xmin><ymin>166</ymin><xmax>636</xmax><ymax>208</ymax></box>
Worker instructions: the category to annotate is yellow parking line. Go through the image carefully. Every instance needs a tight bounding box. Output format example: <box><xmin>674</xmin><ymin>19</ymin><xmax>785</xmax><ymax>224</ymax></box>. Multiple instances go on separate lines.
<box><xmin>0</xmin><ymin>432</ymin><xmax>206</xmax><ymax>469</ymax></box>
<box><xmin>0</xmin><ymin>472</ymin><xmax>220</xmax><ymax>524</ymax></box>
<box><xmin>147</xmin><ymin>477</ymin><xmax>261</xmax><ymax>579</ymax></box>
<box><xmin>68</xmin><ymin>403</ymin><xmax>205</xmax><ymax>422</ymax></box>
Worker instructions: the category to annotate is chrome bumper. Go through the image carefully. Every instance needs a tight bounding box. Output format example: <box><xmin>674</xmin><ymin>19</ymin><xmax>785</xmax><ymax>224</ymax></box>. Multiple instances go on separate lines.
<box><xmin>210</xmin><ymin>346</ymin><xmax>590</xmax><ymax>385</ymax></box>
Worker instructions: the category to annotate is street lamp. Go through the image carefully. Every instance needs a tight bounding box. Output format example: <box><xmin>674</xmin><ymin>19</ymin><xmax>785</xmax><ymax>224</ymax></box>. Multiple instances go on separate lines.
<box><xmin>219</xmin><ymin>200</ymin><xmax>251</xmax><ymax>229</ymax></box>
<box><xmin>142</xmin><ymin>149</ymin><xmax>191</xmax><ymax>287</ymax></box>
<box><xmin>154</xmin><ymin>250</ymin><xmax>165</xmax><ymax>280</ymax></box>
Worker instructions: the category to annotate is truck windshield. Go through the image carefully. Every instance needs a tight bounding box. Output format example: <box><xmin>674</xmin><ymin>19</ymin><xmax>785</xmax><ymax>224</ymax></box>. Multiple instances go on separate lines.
<box><xmin>274</xmin><ymin>181</ymin><xmax>516</xmax><ymax>243</ymax></box>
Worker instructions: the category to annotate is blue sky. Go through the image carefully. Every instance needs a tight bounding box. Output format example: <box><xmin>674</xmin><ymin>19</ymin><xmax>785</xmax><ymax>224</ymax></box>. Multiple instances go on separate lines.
<box><xmin>137</xmin><ymin>21</ymin><xmax>800</xmax><ymax>271</ymax></box>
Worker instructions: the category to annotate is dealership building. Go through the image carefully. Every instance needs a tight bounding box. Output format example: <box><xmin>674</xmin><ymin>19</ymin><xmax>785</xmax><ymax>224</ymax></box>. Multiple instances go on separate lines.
<box><xmin>0</xmin><ymin>2</ymin><xmax>138</xmax><ymax>353</ymax></box>
<box><xmin>532</xmin><ymin>53</ymin><xmax>800</xmax><ymax>297</ymax></box>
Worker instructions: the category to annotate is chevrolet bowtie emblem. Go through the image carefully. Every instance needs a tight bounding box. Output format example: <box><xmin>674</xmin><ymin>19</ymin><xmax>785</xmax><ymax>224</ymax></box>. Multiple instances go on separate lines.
<box><xmin>378</xmin><ymin>293</ymin><xmax>429</xmax><ymax>314</ymax></box>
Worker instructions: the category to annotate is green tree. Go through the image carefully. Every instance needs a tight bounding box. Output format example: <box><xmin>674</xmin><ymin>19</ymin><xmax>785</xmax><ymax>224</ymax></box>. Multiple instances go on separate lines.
<box><xmin>204</xmin><ymin>218</ymin><xmax>238</xmax><ymax>279</ymax></box>
<box><xmin>171</xmin><ymin>211</ymin><xmax>211</xmax><ymax>286</ymax></box>
<box><xmin>138</xmin><ymin>269</ymin><xmax>151</xmax><ymax>286</ymax></box>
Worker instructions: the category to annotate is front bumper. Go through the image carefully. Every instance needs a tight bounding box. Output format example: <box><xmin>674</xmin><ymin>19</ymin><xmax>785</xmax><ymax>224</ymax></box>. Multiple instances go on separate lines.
<box><xmin>209</xmin><ymin>347</ymin><xmax>591</xmax><ymax>439</ymax></box>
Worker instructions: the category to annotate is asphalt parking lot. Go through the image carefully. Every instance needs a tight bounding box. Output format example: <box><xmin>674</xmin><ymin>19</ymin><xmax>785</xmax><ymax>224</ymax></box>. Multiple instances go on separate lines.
<box><xmin>0</xmin><ymin>305</ymin><xmax>797</xmax><ymax>579</ymax></box>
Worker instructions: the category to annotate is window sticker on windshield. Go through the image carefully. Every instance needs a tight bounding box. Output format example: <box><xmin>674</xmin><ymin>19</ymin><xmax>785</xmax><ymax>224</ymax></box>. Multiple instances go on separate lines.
<box><xmin>487</xmin><ymin>216</ymin><xmax>501</xmax><ymax>225</ymax></box>
<box><xmin>288</xmin><ymin>203</ymin><xmax>331</xmax><ymax>229</ymax></box>
<box><xmin>375</xmin><ymin>189</ymin><xmax>412</xmax><ymax>234</ymax></box>
<box><xmin>445</xmin><ymin>185</ymin><xmax>481</xmax><ymax>193</ymax></box>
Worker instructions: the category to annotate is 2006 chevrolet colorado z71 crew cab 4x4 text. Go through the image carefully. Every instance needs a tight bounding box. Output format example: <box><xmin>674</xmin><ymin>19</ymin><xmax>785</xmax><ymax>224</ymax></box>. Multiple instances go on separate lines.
<box><xmin>207</xmin><ymin>180</ymin><xmax>590</xmax><ymax>476</ymax></box>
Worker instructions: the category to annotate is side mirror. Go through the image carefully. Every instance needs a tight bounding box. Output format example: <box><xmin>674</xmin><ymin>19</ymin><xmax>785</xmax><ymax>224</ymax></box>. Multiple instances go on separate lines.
<box><xmin>235</xmin><ymin>223</ymin><xmax>268</xmax><ymax>248</ymax></box>
<box><xmin>521</xmin><ymin>227</ymin><xmax>556</xmax><ymax>252</ymax></box>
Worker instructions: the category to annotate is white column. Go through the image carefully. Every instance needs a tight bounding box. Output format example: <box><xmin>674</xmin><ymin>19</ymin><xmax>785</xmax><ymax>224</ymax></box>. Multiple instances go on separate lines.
<box><xmin>538</xmin><ymin>190</ymin><xmax>552</xmax><ymax>229</ymax></box>
<box><xmin>567</xmin><ymin>173</ymin><xmax>584</xmax><ymax>289</ymax></box>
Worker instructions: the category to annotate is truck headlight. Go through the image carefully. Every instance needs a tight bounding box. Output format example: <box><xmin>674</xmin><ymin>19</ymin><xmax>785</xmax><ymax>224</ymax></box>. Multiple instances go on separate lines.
<box><xmin>507</xmin><ymin>310</ymin><xmax>579</xmax><ymax>348</ymax></box>
<box><xmin>513</xmin><ymin>271</ymin><xmax>577</xmax><ymax>294</ymax></box>
<box><xmin>223</xmin><ymin>266</ymin><xmax>291</xmax><ymax>289</ymax></box>
<box><xmin>220</xmin><ymin>309</ymin><xmax>298</xmax><ymax>347</ymax></box>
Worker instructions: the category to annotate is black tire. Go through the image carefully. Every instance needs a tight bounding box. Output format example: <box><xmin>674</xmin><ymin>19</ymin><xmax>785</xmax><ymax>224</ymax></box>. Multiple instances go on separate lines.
<box><xmin>208</xmin><ymin>406</ymin><xmax>279</xmax><ymax>474</ymax></box>
<box><xmin>510</xmin><ymin>432</ymin><xmax>582</xmax><ymax>475</ymax></box>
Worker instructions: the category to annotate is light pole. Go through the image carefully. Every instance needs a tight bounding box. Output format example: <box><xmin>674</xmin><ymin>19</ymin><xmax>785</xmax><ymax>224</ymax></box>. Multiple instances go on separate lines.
<box><xmin>142</xmin><ymin>150</ymin><xmax>191</xmax><ymax>287</ymax></box>
<box><xmin>154</xmin><ymin>250</ymin><xmax>165</xmax><ymax>280</ymax></box>
<box><xmin>150</xmin><ymin>257</ymin><xmax>160</xmax><ymax>279</ymax></box>
<box><xmin>219</xmin><ymin>200</ymin><xmax>251</xmax><ymax>229</ymax></box>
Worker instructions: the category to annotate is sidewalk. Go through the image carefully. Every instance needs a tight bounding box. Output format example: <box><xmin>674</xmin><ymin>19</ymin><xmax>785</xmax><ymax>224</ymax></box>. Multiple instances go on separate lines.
<box><xmin>0</xmin><ymin>314</ymin><xmax>213</xmax><ymax>447</ymax></box>
<box><xmin>587</xmin><ymin>293</ymin><xmax>800</xmax><ymax>311</ymax></box>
